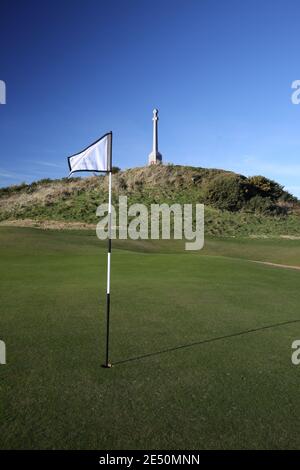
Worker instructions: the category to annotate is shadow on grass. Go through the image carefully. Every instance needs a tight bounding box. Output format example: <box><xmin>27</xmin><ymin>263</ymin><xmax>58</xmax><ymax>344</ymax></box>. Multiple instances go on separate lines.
<box><xmin>113</xmin><ymin>319</ymin><xmax>300</xmax><ymax>366</ymax></box>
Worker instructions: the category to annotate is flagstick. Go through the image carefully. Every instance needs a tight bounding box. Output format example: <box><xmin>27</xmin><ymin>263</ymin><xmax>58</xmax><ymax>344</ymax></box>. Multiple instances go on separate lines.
<box><xmin>67</xmin><ymin>131</ymin><xmax>113</xmax><ymax>368</ymax></box>
<box><xmin>104</xmin><ymin>167</ymin><xmax>112</xmax><ymax>368</ymax></box>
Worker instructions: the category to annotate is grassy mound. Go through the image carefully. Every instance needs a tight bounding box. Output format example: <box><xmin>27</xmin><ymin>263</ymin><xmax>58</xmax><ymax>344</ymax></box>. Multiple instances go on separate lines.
<box><xmin>0</xmin><ymin>165</ymin><xmax>300</xmax><ymax>237</ymax></box>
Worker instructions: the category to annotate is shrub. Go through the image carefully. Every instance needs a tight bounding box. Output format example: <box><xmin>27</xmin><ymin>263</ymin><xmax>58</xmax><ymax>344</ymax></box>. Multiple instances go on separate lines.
<box><xmin>244</xmin><ymin>195</ymin><xmax>289</xmax><ymax>215</ymax></box>
<box><xmin>248</xmin><ymin>175</ymin><xmax>284</xmax><ymax>200</ymax></box>
<box><xmin>244</xmin><ymin>195</ymin><xmax>275</xmax><ymax>214</ymax></box>
<box><xmin>0</xmin><ymin>182</ymin><xmax>28</xmax><ymax>197</ymax></box>
<box><xmin>111</xmin><ymin>166</ymin><xmax>121</xmax><ymax>174</ymax></box>
<box><xmin>203</xmin><ymin>174</ymin><xmax>250</xmax><ymax>211</ymax></box>
<box><xmin>36</xmin><ymin>178</ymin><xmax>53</xmax><ymax>185</ymax></box>
<box><xmin>279</xmin><ymin>191</ymin><xmax>298</xmax><ymax>204</ymax></box>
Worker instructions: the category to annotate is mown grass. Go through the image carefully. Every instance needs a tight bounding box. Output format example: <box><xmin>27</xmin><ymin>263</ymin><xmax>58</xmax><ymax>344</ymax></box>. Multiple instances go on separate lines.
<box><xmin>1</xmin><ymin>227</ymin><xmax>300</xmax><ymax>449</ymax></box>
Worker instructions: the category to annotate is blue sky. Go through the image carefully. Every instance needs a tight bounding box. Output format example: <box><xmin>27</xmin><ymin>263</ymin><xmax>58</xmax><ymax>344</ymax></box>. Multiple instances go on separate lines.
<box><xmin>1</xmin><ymin>0</ymin><xmax>300</xmax><ymax>195</ymax></box>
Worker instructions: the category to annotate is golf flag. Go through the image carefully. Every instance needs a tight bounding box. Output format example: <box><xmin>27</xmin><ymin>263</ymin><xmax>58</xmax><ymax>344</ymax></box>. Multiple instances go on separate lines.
<box><xmin>68</xmin><ymin>132</ymin><xmax>112</xmax><ymax>176</ymax></box>
<box><xmin>67</xmin><ymin>130</ymin><xmax>113</xmax><ymax>368</ymax></box>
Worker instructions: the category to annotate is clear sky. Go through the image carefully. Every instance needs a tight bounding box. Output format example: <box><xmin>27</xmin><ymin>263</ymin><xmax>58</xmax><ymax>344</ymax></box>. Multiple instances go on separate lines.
<box><xmin>1</xmin><ymin>0</ymin><xmax>300</xmax><ymax>195</ymax></box>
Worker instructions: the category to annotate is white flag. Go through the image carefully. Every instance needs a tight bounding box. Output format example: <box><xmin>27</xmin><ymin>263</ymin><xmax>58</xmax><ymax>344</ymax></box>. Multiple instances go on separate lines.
<box><xmin>68</xmin><ymin>132</ymin><xmax>112</xmax><ymax>175</ymax></box>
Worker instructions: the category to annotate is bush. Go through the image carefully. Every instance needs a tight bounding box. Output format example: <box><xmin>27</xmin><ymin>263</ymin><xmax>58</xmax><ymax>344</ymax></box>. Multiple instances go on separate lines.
<box><xmin>244</xmin><ymin>195</ymin><xmax>276</xmax><ymax>214</ymax></box>
<box><xmin>35</xmin><ymin>178</ymin><xmax>53</xmax><ymax>185</ymax></box>
<box><xmin>203</xmin><ymin>174</ymin><xmax>250</xmax><ymax>211</ymax></box>
<box><xmin>0</xmin><ymin>182</ymin><xmax>28</xmax><ymax>197</ymax></box>
<box><xmin>245</xmin><ymin>195</ymin><xmax>289</xmax><ymax>215</ymax></box>
<box><xmin>279</xmin><ymin>191</ymin><xmax>298</xmax><ymax>204</ymax></box>
<box><xmin>111</xmin><ymin>166</ymin><xmax>121</xmax><ymax>174</ymax></box>
<box><xmin>248</xmin><ymin>175</ymin><xmax>284</xmax><ymax>200</ymax></box>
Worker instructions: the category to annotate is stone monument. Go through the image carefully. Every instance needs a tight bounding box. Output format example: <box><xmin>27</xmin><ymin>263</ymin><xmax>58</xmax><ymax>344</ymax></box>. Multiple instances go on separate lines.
<box><xmin>148</xmin><ymin>108</ymin><xmax>162</xmax><ymax>165</ymax></box>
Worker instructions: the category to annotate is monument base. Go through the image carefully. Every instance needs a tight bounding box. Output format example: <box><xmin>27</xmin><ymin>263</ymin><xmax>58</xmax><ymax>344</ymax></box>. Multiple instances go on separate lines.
<box><xmin>148</xmin><ymin>151</ymin><xmax>162</xmax><ymax>165</ymax></box>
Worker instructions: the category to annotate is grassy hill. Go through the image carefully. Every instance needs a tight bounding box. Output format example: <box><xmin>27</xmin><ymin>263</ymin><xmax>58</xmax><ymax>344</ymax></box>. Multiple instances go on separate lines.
<box><xmin>1</xmin><ymin>164</ymin><xmax>300</xmax><ymax>237</ymax></box>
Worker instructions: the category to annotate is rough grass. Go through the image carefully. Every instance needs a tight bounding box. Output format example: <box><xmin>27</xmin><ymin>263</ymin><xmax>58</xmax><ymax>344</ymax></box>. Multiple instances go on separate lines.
<box><xmin>1</xmin><ymin>165</ymin><xmax>300</xmax><ymax>237</ymax></box>
<box><xmin>1</xmin><ymin>227</ymin><xmax>300</xmax><ymax>449</ymax></box>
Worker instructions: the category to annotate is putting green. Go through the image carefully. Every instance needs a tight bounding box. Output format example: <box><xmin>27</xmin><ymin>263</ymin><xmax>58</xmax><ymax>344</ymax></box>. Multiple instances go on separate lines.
<box><xmin>1</xmin><ymin>227</ymin><xmax>300</xmax><ymax>449</ymax></box>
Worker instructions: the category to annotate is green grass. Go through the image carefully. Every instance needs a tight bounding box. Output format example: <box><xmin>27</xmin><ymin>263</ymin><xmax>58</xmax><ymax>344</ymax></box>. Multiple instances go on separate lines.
<box><xmin>1</xmin><ymin>165</ymin><xmax>300</xmax><ymax>237</ymax></box>
<box><xmin>1</xmin><ymin>227</ymin><xmax>300</xmax><ymax>449</ymax></box>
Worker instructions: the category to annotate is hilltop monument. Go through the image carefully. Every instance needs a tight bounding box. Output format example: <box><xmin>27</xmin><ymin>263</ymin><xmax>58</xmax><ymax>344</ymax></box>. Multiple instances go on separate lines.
<box><xmin>148</xmin><ymin>108</ymin><xmax>162</xmax><ymax>165</ymax></box>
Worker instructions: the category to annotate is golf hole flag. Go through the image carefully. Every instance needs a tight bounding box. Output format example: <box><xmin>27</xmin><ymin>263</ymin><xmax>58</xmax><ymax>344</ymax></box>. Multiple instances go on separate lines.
<box><xmin>67</xmin><ymin>131</ymin><xmax>113</xmax><ymax>369</ymax></box>
<box><xmin>68</xmin><ymin>132</ymin><xmax>112</xmax><ymax>175</ymax></box>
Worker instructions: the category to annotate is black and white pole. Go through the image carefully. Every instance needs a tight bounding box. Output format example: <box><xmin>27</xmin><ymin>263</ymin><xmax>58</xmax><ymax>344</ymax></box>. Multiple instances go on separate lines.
<box><xmin>104</xmin><ymin>138</ymin><xmax>113</xmax><ymax>368</ymax></box>
<box><xmin>67</xmin><ymin>131</ymin><xmax>113</xmax><ymax>367</ymax></box>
